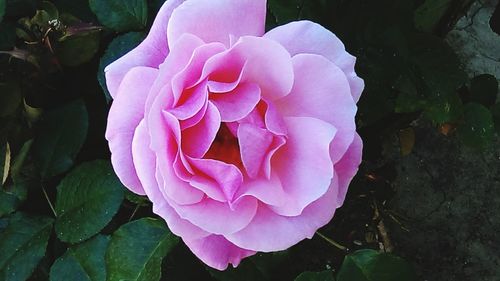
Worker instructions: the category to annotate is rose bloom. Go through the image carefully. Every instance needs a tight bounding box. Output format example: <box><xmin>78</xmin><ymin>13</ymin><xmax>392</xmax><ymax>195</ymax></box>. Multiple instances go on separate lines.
<box><xmin>105</xmin><ymin>0</ymin><xmax>363</xmax><ymax>270</ymax></box>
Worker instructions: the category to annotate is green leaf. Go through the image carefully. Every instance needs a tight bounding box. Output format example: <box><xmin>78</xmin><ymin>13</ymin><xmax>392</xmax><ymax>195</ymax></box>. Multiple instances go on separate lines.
<box><xmin>0</xmin><ymin>191</ymin><xmax>19</xmax><ymax>217</ymax></box>
<box><xmin>0</xmin><ymin>22</ymin><xmax>16</xmax><ymax>50</ymax></box>
<box><xmin>0</xmin><ymin>212</ymin><xmax>54</xmax><ymax>281</ymax></box>
<box><xmin>89</xmin><ymin>0</ymin><xmax>148</xmax><ymax>32</ymax></box>
<box><xmin>336</xmin><ymin>249</ymin><xmax>416</xmax><ymax>281</ymax></box>
<box><xmin>491</xmin><ymin>103</ymin><xmax>500</xmax><ymax>133</ymax></box>
<box><xmin>469</xmin><ymin>74</ymin><xmax>498</xmax><ymax>107</ymax></box>
<box><xmin>294</xmin><ymin>270</ymin><xmax>335</xmax><ymax>281</ymax></box>
<box><xmin>98</xmin><ymin>32</ymin><xmax>144</xmax><ymax>102</ymax></box>
<box><xmin>414</xmin><ymin>0</ymin><xmax>452</xmax><ymax>33</ymax></box>
<box><xmin>267</xmin><ymin>0</ymin><xmax>300</xmax><ymax>25</ymax></box>
<box><xmin>0</xmin><ymin>0</ymin><xmax>5</xmax><ymax>22</ymax></box>
<box><xmin>50</xmin><ymin>235</ymin><xmax>110</xmax><ymax>281</ymax></box>
<box><xmin>106</xmin><ymin>218</ymin><xmax>179</xmax><ymax>281</ymax></box>
<box><xmin>457</xmin><ymin>103</ymin><xmax>494</xmax><ymax>149</ymax></box>
<box><xmin>32</xmin><ymin>100</ymin><xmax>88</xmax><ymax>179</ymax></box>
<box><xmin>394</xmin><ymin>74</ymin><xmax>426</xmax><ymax>113</ymax></box>
<box><xmin>410</xmin><ymin>34</ymin><xmax>467</xmax><ymax>100</ymax></box>
<box><xmin>55</xmin><ymin>160</ymin><xmax>124</xmax><ymax>243</ymax></box>
<box><xmin>0</xmin><ymin>81</ymin><xmax>22</xmax><ymax>117</ymax></box>
<box><xmin>424</xmin><ymin>93</ymin><xmax>463</xmax><ymax>124</ymax></box>
<box><xmin>56</xmin><ymin>30</ymin><xmax>101</xmax><ymax>67</ymax></box>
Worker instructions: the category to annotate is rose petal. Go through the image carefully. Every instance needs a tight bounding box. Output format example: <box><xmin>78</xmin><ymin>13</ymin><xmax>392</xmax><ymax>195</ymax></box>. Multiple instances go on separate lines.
<box><xmin>183</xmin><ymin>235</ymin><xmax>255</xmax><ymax>271</ymax></box>
<box><xmin>167</xmin><ymin>0</ymin><xmax>266</xmax><ymax>47</ymax></box>
<box><xmin>106</xmin><ymin>66</ymin><xmax>159</xmax><ymax>195</ymax></box>
<box><xmin>226</xmin><ymin>174</ymin><xmax>339</xmax><ymax>252</ymax></box>
<box><xmin>188</xmin><ymin>157</ymin><xmax>243</xmax><ymax>202</ymax></box>
<box><xmin>334</xmin><ymin>133</ymin><xmax>362</xmax><ymax>207</ymax></box>
<box><xmin>167</xmin><ymin>195</ymin><xmax>258</xmax><ymax>235</ymax></box>
<box><xmin>148</xmin><ymin>96</ymin><xmax>204</xmax><ymax>204</ymax></box>
<box><xmin>132</xmin><ymin>120</ymin><xmax>208</xmax><ymax>240</ymax></box>
<box><xmin>104</xmin><ymin>0</ymin><xmax>184</xmax><ymax>98</ymax></box>
<box><xmin>265</xmin><ymin>20</ymin><xmax>364</xmax><ymax>102</ymax></box>
<box><xmin>237</xmin><ymin>123</ymin><xmax>274</xmax><ymax>178</ymax></box>
<box><xmin>181</xmin><ymin>101</ymin><xmax>221</xmax><ymax>158</ymax></box>
<box><xmin>270</xmin><ymin>116</ymin><xmax>336</xmax><ymax>216</ymax></box>
<box><xmin>276</xmin><ymin>54</ymin><xmax>356</xmax><ymax>163</ymax></box>
<box><xmin>210</xmin><ymin>83</ymin><xmax>261</xmax><ymax>122</ymax></box>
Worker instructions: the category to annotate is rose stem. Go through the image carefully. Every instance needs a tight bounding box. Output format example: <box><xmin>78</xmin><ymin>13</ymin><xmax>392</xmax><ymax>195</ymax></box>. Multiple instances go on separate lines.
<box><xmin>316</xmin><ymin>231</ymin><xmax>348</xmax><ymax>252</ymax></box>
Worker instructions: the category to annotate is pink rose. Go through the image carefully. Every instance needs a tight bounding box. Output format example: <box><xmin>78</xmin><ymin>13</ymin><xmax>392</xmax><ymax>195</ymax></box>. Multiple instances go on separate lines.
<box><xmin>105</xmin><ymin>0</ymin><xmax>363</xmax><ymax>270</ymax></box>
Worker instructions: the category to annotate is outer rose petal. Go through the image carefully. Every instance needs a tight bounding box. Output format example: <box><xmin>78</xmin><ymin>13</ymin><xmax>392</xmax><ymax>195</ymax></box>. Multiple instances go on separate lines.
<box><xmin>105</xmin><ymin>0</ymin><xmax>185</xmax><ymax>97</ymax></box>
<box><xmin>270</xmin><ymin>116</ymin><xmax>336</xmax><ymax>216</ymax></box>
<box><xmin>132</xmin><ymin>120</ymin><xmax>209</xmax><ymax>240</ymax></box>
<box><xmin>105</xmin><ymin>67</ymin><xmax>159</xmax><ymax>195</ymax></box>
<box><xmin>334</xmin><ymin>133</ymin><xmax>363</xmax><ymax>207</ymax></box>
<box><xmin>264</xmin><ymin>20</ymin><xmax>364</xmax><ymax>102</ymax></box>
<box><xmin>226</xmin><ymin>174</ymin><xmax>339</xmax><ymax>252</ymax></box>
<box><xmin>183</xmin><ymin>235</ymin><xmax>255</xmax><ymax>271</ymax></box>
<box><xmin>276</xmin><ymin>54</ymin><xmax>356</xmax><ymax>163</ymax></box>
<box><xmin>167</xmin><ymin>0</ymin><xmax>266</xmax><ymax>48</ymax></box>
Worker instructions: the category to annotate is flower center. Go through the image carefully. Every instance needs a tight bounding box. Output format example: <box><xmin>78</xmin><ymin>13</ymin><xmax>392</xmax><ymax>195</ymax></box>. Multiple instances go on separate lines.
<box><xmin>204</xmin><ymin>123</ymin><xmax>242</xmax><ymax>167</ymax></box>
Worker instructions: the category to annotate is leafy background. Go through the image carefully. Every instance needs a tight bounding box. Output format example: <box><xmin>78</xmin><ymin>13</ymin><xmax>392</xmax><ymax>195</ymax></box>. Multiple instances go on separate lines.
<box><xmin>0</xmin><ymin>0</ymin><xmax>499</xmax><ymax>280</ymax></box>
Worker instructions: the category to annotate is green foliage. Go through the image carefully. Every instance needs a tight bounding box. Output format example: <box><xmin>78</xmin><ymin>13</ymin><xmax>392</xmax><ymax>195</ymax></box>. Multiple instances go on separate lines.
<box><xmin>336</xmin><ymin>249</ymin><xmax>417</xmax><ymax>281</ymax></box>
<box><xmin>55</xmin><ymin>160</ymin><xmax>124</xmax><ymax>243</ymax></box>
<box><xmin>0</xmin><ymin>81</ymin><xmax>22</xmax><ymax>118</ymax></box>
<box><xmin>0</xmin><ymin>213</ymin><xmax>54</xmax><ymax>281</ymax></box>
<box><xmin>50</xmin><ymin>235</ymin><xmax>110</xmax><ymax>281</ymax></box>
<box><xmin>106</xmin><ymin>218</ymin><xmax>179</xmax><ymax>281</ymax></box>
<box><xmin>89</xmin><ymin>0</ymin><xmax>148</xmax><ymax>32</ymax></box>
<box><xmin>32</xmin><ymin>100</ymin><xmax>88</xmax><ymax>179</ymax></box>
<box><xmin>98</xmin><ymin>32</ymin><xmax>145</xmax><ymax>102</ymax></box>
<box><xmin>0</xmin><ymin>0</ymin><xmax>5</xmax><ymax>22</ymax></box>
<box><xmin>295</xmin><ymin>270</ymin><xmax>335</xmax><ymax>281</ymax></box>
<box><xmin>56</xmin><ymin>29</ymin><xmax>100</xmax><ymax>67</ymax></box>
<box><xmin>457</xmin><ymin>103</ymin><xmax>494</xmax><ymax>149</ymax></box>
<box><xmin>469</xmin><ymin>74</ymin><xmax>498</xmax><ymax>107</ymax></box>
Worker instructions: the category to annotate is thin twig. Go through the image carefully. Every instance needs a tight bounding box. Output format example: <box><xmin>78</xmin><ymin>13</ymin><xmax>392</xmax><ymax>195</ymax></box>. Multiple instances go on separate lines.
<box><xmin>42</xmin><ymin>185</ymin><xmax>57</xmax><ymax>217</ymax></box>
<box><xmin>128</xmin><ymin>204</ymin><xmax>140</xmax><ymax>221</ymax></box>
<box><xmin>316</xmin><ymin>231</ymin><xmax>348</xmax><ymax>252</ymax></box>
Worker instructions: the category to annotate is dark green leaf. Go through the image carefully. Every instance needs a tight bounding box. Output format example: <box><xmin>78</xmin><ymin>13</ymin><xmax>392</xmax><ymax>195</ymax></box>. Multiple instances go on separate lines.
<box><xmin>424</xmin><ymin>93</ymin><xmax>463</xmax><ymax>123</ymax></box>
<box><xmin>55</xmin><ymin>160</ymin><xmax>124</xmax><ymax>243</ymax></box>
<box><xmin>125</xmin><ymin>190</ymin><xmax>150</xmax><ymax>206</ymax></box>
<box><xmin>106</xmin><ymin>218</ymin><xmax>179</xmax><ymax>281</ymax></box>
<box><xmin>491</xmin><ymin>103</ymin><xmax>500</xmax><ymax>133</ymax></box>
<box><xmin>414</xmin><ymin>0</ymin><xmax>452</xmax><ymax>32</ymax></box>
<box><xmin>50</xmin><ymin>235</ymin><xmax>110</xmax><ymax>281</ymax></box>
<box><xmin>337</xmin><ymin>249</ymin><xmax>416</xmax><ymax>281</ymax></box>
<box><xmin>0</xmin><ymin>191</ymin><xmax>19</xmax><ymax>217</ymax></box>
<box><xmin>457</xmin><ymin>103</ymin><xmax>494</xmax><ymax>149</ymax></box>
<box><xmin>89</xmin><ymin>0</ymin><xmax>147</xmax><ymax>32</ymax></box>
<box><xmin>53</xmin><ymin>0</ymin><xmax>95</xmax><ymax>22</ymax></box>
<box><xmin>9</xmin><ymin>139</ymin><xmax>33</xmax><ymax>183</ymax></box>
<box><xmin>56</xmin><ymin>30</ymin><xmax>100</xmax><ymax>66</ymax></box>
<box><xmin>0</xmin><ymin>212</ymin><xmax>54</xmax><ymax>281</ymax></box>
<box><xmin>98</xmin><ymin>32</ymin><xmax>144</xmax><ymax>102</ymax></box>
<box><xmin>469</xmin><ymin>74</ymin><xmax>498</xmax><ymax>107</ymax></box>
<box><xmin>0</xmin><ymin>22</ymin><xmax>16</xmax><ymax>50</ymax></box>
<box><xmin>394</xmin><ymin>74</ymin><xmax>426</xmax><ymax>113</ymax></box>
<box><xmin>0</xmin><ymin>0</ymin><xmax>5</xmax><ymax>22</ymax></box>
<box><xmin>32</xmin><ymin>100</ymin><xmax>88</xmax><ymax>179</ymax></box>
<box><xmin>294</xmin><ymin>271</ymin><xmax>335</xmax><ymax>281</ymax></box>
<box><xmin>267</xmin><ymin>0</ymin><xmax>300</xmax><ymax>25</ymax></box>
<box><xmin>410</xmin><ymin>34</ymin><xmax>467</xmax><ymax>100</ymax></box>
<box><xmin>0</xmin><ymin>81</ymin><xmax>22</xmax><ymax>117</ymax></box>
